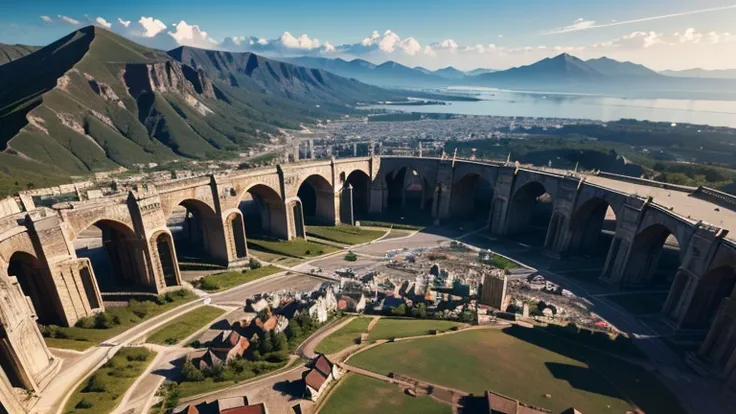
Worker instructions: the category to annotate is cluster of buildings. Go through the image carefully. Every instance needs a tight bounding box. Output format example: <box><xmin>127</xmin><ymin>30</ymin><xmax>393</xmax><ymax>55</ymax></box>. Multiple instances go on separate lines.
<box><xmin>188</xmin><ymin>284</ymin><xmax>340</xmax><ymax>371</ymax></box>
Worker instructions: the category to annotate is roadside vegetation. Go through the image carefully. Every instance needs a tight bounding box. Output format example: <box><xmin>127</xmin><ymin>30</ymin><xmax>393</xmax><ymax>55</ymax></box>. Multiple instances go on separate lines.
<box><xmin>146</xmin><ymin>306</ymin><xmax>225</xmax><ymax>345</ymax></box>
<box><xmin>316</xmin><ymin>317</ymin><xmax>372</xmax><ymax>354</ymax></box>
<box><xmin>41</xmin><ymin>289</ymin><xmax>195</xmax><ymax>351</ymax></box>
<box><xmin>306</xmin><ymin>225</ymin><xmax>385</xmax><ymax>245</ymax></box>
<box><xmin>368</xmin><ymin>318</ymin><xmax>463</xmax><ymax>341</ymax></box>
<box><xmin>247</xmin><ymin>236</ymin><xmax>339</xmax><ymax>259</ymax></box>
<box><xmin>64</xmin><ymin>347</ymin><xmax>154</xmax><ymax>414</ymax></box>
<box><xmin>193</xmin><ymin>265</ymin><xmax>280</xmax><ymax>292</ymax></box>
<box><xmin>320</xmin><ymin>373</ymin><xmax>451</xmax><ymax>414</ymax></box>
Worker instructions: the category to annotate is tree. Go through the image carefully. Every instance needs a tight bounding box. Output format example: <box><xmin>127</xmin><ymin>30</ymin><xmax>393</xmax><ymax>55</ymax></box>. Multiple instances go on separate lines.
<box><xmin>259</xmin><ymin>333</ymin><xmax>273</xmax><ymax>354</ymax></box>
<box><xmin>272</xmin><ymin>332</ymin><xmax>288</xmax><ymax>352</ymax></box>
<box><xmin>180</xmin><ymin>361</ymin><xmax>204</xmax><ymax>382</ymax></box>
<box><xmin>460</xmin><ymin>311</ymin><xmax>476</xmax><ymax>323</ymax></box>
<box><xmin>411</xmin><ymin>303</ymin><xmax>427</xmax><ymax>319</ymax></box>
<box><xmin>391</xmin><ymin>304</ymin><xmax>407</xmax><ymax>317</ymax></box>
<box><xmin>285</xmin><ymin>318</ymin><xmax>302</xmax><ymax>340</ymax></box>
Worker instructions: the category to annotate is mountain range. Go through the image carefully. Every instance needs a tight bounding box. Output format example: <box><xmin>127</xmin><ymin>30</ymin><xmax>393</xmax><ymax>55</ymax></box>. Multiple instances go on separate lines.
<box><xmin>0</xmin><ymin>26</ymin><xmax>402</xmax><ymax>196</ymax></box>
<box><xmin>661</xmin><ymin>68</ymin><xmax>736</xmax><ymax>79</ymax></box>
<box><xmin>0</xmin><ymin>43</ymin><xmax>39</xmax><ymax>65</ymax></box>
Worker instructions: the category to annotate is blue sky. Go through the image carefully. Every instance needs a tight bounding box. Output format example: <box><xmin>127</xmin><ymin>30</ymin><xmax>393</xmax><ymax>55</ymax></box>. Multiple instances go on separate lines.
<box><xmin>1</xmin><ymin>0</ymin><xmax>735</xmax><ymax>70</ymax></box>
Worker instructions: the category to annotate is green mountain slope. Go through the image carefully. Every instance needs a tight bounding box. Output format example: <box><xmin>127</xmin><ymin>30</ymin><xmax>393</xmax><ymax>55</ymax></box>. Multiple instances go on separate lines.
<box><xmin>0</xmin><ymin>27</ymin><xmax>400</xmax><ymax>197</ymax></box>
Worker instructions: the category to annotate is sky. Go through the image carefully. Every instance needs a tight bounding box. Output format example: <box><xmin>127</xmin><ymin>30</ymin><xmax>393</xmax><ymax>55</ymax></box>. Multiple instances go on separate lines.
<box><xmin>1</xmin><ymin>0</ymin><xmax>735</xmax><ymax>71</ymax></box>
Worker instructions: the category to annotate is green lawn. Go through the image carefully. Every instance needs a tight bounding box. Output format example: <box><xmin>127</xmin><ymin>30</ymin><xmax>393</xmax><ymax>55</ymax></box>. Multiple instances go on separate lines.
<box><xmin>605</xmin><ymin>292</ymin><xmax>669</xmax><ymax>316</ymax></box>
<box><xmin>195</xmin><ymin>266</ymin><xmax>281</xmax><ymax>292</ymax></box>
<box><xmin>316</xmin><ymin>317</ymin><xmax>372</xmax><ymax>354</ymax></box>
<box><xmin>321</xmin><ymin>373</ymin><xmax>451</xmax><ymax>414</ymax></box>
<box><xmin>306</xmin><ymin>225</ymin><xmax>385</xmax><ymax>245</ymax></box>
<box><xmin>369</xmin><ymin>318</ymin><xmax>462</xmax><ymax>340</ymax></box>
<box><xmin>175</xmin><ymin>360</ymin><xmax>289</xmax><ymax>398</ymax></box>
<box><xmin>64</xmin><ymin>347</ymin><xmax>154</xmax><ymax>414</ymax></box>
<box><xmin>350</xmin><ymin>327</ymin><xmax>686</xmax><ymax>414</ymax></box>
<box><xmin>146</xmin><ymin>306</ymin><xmax>225</xmax><ymax>345</ymax></box>
<box><xmin>247</xmin><ymin>237</ymin><xmax>339</xmax><ymax>259</ymax></box>
<box><xmin>42</xmin><ymin>290</ymin><xmax>196</xmax><ymax>351</ymax></box>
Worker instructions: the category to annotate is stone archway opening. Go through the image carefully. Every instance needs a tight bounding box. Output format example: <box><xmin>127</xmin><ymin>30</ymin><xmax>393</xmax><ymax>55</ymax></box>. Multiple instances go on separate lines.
<box><xmin>226</xmin><ymin>212</ymin><xmax>248</xmax><ymax>259</ymax></box>
<box><xmin>297</xmin><ymin>175</ymin><xmax>335</xmax><ymax>225</ymax></box>
<box><xmin>166</xmin><ymin>199</ymin><xmax>219</xmax><ymax>262</ymax></box>
<box><xmin>6</xmin><ymin>252</ymin><xmax>65</xmax><ymax>325</ymax></box>
<box><xmin>385</xmin><ymin>166</ymin><xmax>432</xmax><ymax>220</ymax></box>
<box><xmin>685</xmin><ymin>266</ymin><xmax>736</xmax><ymax>330</ymax></box>
<box><xmin>154</xmin><ymin>232</ymin><xmax>179</xmax><ymax>287</ymax></box>
<box><xmin>450</xmin><ymin>173</ymin><xmax>494</xmax><ymax>222</ymax></box>
<box><xmin>74</xmin><ymin>220</ymin><xmax>148</xmax><ymax>293</ymax></box>
<box><xmin>569</xmin><ymin>197</ymin><xmax>617</xmax><ymax>257</ymax></box>
<box><xmin>238</xmin><ymin>184</ymin><xmax>287</xmax><ymax>239</ymax></box>
<box><xmin>625</xmin><ymin>223</ymin><xmax>681</xmax><ymax>289</ymax></box>
<box><xmin>507</xmin><ymin>181</ymin><xmax>553</xmax><ymax>246</ymax></box>
<box><xmin>342</xmin><ymin>170</ymin><xmax>371</xmax><ymax>223</ymax></box>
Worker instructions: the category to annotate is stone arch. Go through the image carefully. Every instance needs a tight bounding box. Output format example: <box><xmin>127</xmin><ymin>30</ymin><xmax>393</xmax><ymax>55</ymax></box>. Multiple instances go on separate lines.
<box><xmin>287</xmin><ymin>199</ymin><xmax>306</xmax><ymax>239</ymax></box>
<box><xmin>151</xmin><ymin>230</ymin><xmax>180</xmax><ymax>288</ymax></box>
<box><xmin>225</xmin><ymin>211</ymin><xmax>248</xmax><ymax>259</ymax></box>
<box><xmin>239</xmin><ymin>184</ymin><xmax>288</xmax><ymax>239</ymax></box>
<box><xmin>450</xmin><ymin>172</ymin><xmax>495</xmax><ymax>220</ymax></box>
<box><xmin>569</xmin><ymin>197</ymin><xmax>618</xmax><ymax>255</ymax></box>
<box><xmin>167</xmin><ymin>199</ymin><xmax>222</xmax><ymax>262</ymax></box>
<box><xmin>384</xmin><ymin>166</ymin><xmax>433</xmax><ymax>216</ymax></box>
<box><xmin>684</xmin><ymin>266</ymin><xmax>736</xmax><ymax>329</ymax></box>
<box><xmin>73</xmin><ymin>219</ymin><xmax>148</xmax><ymax>292</ymax></box>
<box><xmin>297</xmin><ymin>174</ymin><xmax>336</xmax><ymax>225</ymax></box>
<box><xmin>341</xmin><ymin>170</ymin><xmax>372</xmax><ymax>222</ymax></box>
<box><xmin>5</xmin><ymin>251</ymin><xmax>66</xmax><ymax>325</ymax></box>
<box><xmin>507</xmin><ymin>181</ymin><xmax>554</xmax><ymax>243</ymax></box>
<box><xmin>624</xmin><ymin>223</ymin><xmax>683</xmax><ymax>288</ymax></box>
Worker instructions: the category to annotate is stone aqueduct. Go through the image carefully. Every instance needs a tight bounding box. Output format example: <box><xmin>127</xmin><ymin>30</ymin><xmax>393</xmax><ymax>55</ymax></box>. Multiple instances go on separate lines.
<box><xmin>2</xmin><ymin>155</ymin><xmax>736</xmax><ymax>410</ymax></box>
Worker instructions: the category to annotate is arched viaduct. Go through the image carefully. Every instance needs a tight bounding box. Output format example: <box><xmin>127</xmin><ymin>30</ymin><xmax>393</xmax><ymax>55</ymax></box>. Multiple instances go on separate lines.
<box><xmin>2</xmin><ymin>155</ymin><xmax>736</xmax><ymax>410</ymax></box>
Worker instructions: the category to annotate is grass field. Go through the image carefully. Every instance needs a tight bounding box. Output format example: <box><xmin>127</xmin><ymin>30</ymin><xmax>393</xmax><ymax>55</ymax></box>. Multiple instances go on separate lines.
<box><xmin>64</xmin><ymin>347</ymin><xmax>154</xmax><ymax>414</ymax></box>
<box><xmin>42</xmin><ymin>290</ymin><xmax>195</xmax><ymax>351</ymax></box>
<box><xmin>316</xmin><ymin>317</ymin><xmax>372</xmax><ymax>354</ymax></box>
<box><xmin>196</xmin><ymin>266</ymin><xmax>281</xmax><ymax>292</ymax></box>
<box><xmin>247</xmin><ymin>237</ymin><xmax>339</xmax><ymax>259</ymax></box>
<box><xmin>146</xmin><ymin>306</ymin><xmax>225</xmax><ymax>345</ymax></box>
<box><xmin>605</xmin><ymin>292</ymin><xmax>669</xmax><ymax>316</ymax></box>
<box><xmin>369</xmin><ymin>318</ymin><xmax>462</xmax><ymax>340</ymax></box>
<box><xmin>175</xmin><ymin>360</ymin><xmax>289</xmax><ymax>398</ymax></box>
<box><xmin>306</xmin><ymin>225</ymin><xmax>385</xmax><ymax>245</ymax></box>
<box><xmin>350</xmin><ymin>326</ymin><xmax>686</xmax><ymax>414</ymax></box>
<box><xmin>320</xmin><ymin>373</ymin><xmax>451</xmax><ymax>414</ymax></box>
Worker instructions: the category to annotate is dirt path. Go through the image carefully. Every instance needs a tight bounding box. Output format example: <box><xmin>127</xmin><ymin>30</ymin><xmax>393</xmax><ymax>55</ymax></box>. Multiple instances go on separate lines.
<box><xmin>297</xmin><ymin>316</ymin><xmax>357</xmax><ymax>359</ymax></box>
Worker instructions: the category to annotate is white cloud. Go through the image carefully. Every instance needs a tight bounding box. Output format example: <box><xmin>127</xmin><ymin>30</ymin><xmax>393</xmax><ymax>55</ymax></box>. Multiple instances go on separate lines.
<box><xmin>95</xmin><ymin>17</ymin><xmax>112</xmax><ymax>29</ymax></box>
<box><xmin>543</xmin><ymin>5</ymin><xmax>736</xmax><ymax>35</ymax></box>
<box><xmin>280</xmin><ymin>32</ymin><xmax>322</xmax><ymax>49</ymax></box>
<box><xmin>356</xmin><ymin>30</ymin><xmax>422</xmax><ymax>55</ymax></box>
<box><xmin>58</xmin><ymin>15</ymin><xmax>80</xmax><ymax>25</ymax></box>
<box><xmin>169</xmin><ymin>21</ymin><xmax>218</xmax><ymax>48</ymax></box>
<box><xmin>40</xmin><ymin>15</ymin><xmax>52</xmax><ymax>23</ymax></box>
<box><xmin>678</xmin><ymin>28</ymin><xmax>702</xmax><ymax>44</ymax></box>
<box><xmin>117</xmin><ymin>18</ymin><xmax>131</xmax><ymax>28</ymax></box>
<box><xmin>138</xmin><ymin>16</ymin><xmax>167</xmax><ymax>37</ymax></box>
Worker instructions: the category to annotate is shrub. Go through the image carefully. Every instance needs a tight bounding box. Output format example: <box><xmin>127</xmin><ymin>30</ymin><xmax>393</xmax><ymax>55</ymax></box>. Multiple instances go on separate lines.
<box><xmin>94</xmin><ymin>312</ymin><xmax>118</xmax><ymax>329</ymax></box>
<box><xmin>199</xmin><ymin>277</ymin><xmax>219</xmax><ymax>291</ymax></box>
<box><xmin>75</xmin><ymin>316</ymin><xmax>96</xmax><ymax>329</ymax></box>
<box><xmin>450</xmin><ymin>326</ymin><xmax>460</xmax><ymax>331</ymax></box>
<box><xmin>180</xmin><ymin>361</ymin><xmax>204</xmax><ymax>382</ymax></box>
<box><xmin>125</xmin><ymin>348</ymin><xmax>150</xmax><ymax>362</ymax></box>
<box><xmin>83</xmin><ymin>375</ymin><xmax>106</xmax><ymax>393</ymax></box>
<box><xmin>189</xmin><ymin>340</ymin><xmax>201</xmax><ymax>348</ymax></box>
<box><xmin>75</xmin><ymin>399</ymin><xmax>93</xmax><ymax>409</ymax></box>
<box><xmin>344</xmin><ymin>251</ymin><xmax>358</xmax><ymax>262</ymax></box>
<box><xmin>305</xmin><ymin>249</ymin><xmax>311</xmax><ymax>255</ymax></box>
<box><xmin>428</xmin><ymin>329</ymin><xmax>438</xmax><ymax>335</ymax></box>
<box><xmin>249</xmin><ymin>257</ymin><xmax>261</xmax><ymax>269</ymax></box>
<box><xmin>128</xmin><ymin>300</ymin><xmax>149</xmax><ymax>319</ymax></box>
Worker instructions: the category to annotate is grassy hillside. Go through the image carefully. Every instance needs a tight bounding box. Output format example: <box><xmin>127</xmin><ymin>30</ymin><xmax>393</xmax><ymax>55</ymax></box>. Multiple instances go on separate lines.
<box><xmin>0</xmin><ymin>27</ymin><xmax>402</xmax><ymax>196</ymax></box>
<box><xmin>0</xmin><ymin>43</ymin><xmax>40</xmax><ymax>65</ymax></box>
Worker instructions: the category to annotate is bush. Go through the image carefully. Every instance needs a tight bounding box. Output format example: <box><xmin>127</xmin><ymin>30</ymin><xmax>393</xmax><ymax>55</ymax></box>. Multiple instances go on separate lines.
<box><xmin>40</xmin><ymin>325</ymin><xmax>69</xmax><ymax>339</ymax></box>
<box><xmin>249</xmin><ymin>258</ymin><xmax>261</xmax><ymax>269</ymax></box>
<box><xmin>125</xmin><ymin>348</ymin><xmax>150</xmax><ymax>362</ymax></box>
<box><xmin>428</xmin><ymin>329</ymin><xmax>438</xmax><ymax>335</ymax></box>
<box><xmin>450</xmin><ymin>326</ymin><xmax>460</xmax><ymax>331</ymax></box>
<box><xmin>94</xmin><ymin>312</ymin><xmax>119</xmax><ymax>329</ymax></box>
<box><xmin>344</xmin><ymin>251</ymin><xmax>358</xmax><ymax>262</ymax></box>
<box><xmin>75</xmin><ymin>399</ymin><xmax>93</xmax><ymax>409</ymax></box>
<box><xmin>180</xmin><ymin>361</ymin><xmax>204</xmax><ymax>382</ymax></box>
<box><xmin>305</xmin><ymin>249</ymin><xmax>311</xmax><ymax>255</ymax></box>
<box><xmin>198</xmin><ymin>277</ymin><xmax>219</xmax><ymax>291</ymax></box>
<box><xmin>128</xmin><ymin>300</ymin><xmax>149</xmax><ymax>319</ymax></box>
<box><xmin>75</xmin><ymin>316</ymin><xmax>96</xmax><ymax>329</ymax></box>
<box><xmin>83</xmin><ymin>375</ymin><xmax>107</xmax><ymax>393</ymax></box>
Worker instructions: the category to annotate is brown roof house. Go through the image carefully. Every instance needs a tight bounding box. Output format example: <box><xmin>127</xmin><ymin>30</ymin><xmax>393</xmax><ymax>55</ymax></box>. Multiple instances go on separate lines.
<box><xmin>211</xmin><ymin>330</ymin><xmax>250</xmax><ymax>363</ymax></box>
<box><xmin>174</xmin><ymin>395</ymin><xmax>268</xmax><ymax>414</ymax></box>
<box><xmin>303</xmin><ymin>354</ymin><xmax>341</xmax><ymax>401</ymax></box>
<box><xmin>188</xmin><ymin>348</ymin><xmax>224</xmax><ymax>371</ymax></box>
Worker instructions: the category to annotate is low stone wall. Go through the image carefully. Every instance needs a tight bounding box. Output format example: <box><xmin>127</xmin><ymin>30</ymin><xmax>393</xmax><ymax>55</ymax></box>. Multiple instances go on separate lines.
<box><xmin>691</xmin><ymin>186</ymin><xmax>736</xmax><ymax>211</ymax></box>
<box><xmin>596</xmin><ymin>171</ymin><xmax>697</xmax><ymax>193</ymax></box>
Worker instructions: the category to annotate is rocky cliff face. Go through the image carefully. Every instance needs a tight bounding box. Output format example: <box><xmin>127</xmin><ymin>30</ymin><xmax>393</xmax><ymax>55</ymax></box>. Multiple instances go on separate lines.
<box><xmin>124</xmin><ymin>60</ymin><xmax>216</xmax><ymax>100</ymax></box>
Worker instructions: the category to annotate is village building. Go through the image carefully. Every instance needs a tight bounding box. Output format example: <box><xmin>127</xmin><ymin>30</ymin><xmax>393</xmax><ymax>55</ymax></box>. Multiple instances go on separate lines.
<box><xmin>210</xmin><ymin>330</ymin><xmax>250</xmax><ymax>363</ymax></box>
<box><xmin>188</xmin><ymin>348</ymin><xmax>224</xmax><ymax>371</ymax></box>
<box><xmin>246</xmin><ymin>298</ymin><xmax>269</xmax><ymax>313</ymax></box>
<box><xmin>303</xmin><ymin>354</ymin><xmax>341</xmax><ymax>401</ymax></box>
<box><xmin>274</xmin><ymin>315</ymin><xmax>289</xmax><ymax>334</ymax></box>
<box><xmin>174</xmin><ymin>395</ymin><xmax>268</xmax><ymax>414</ymax></box>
